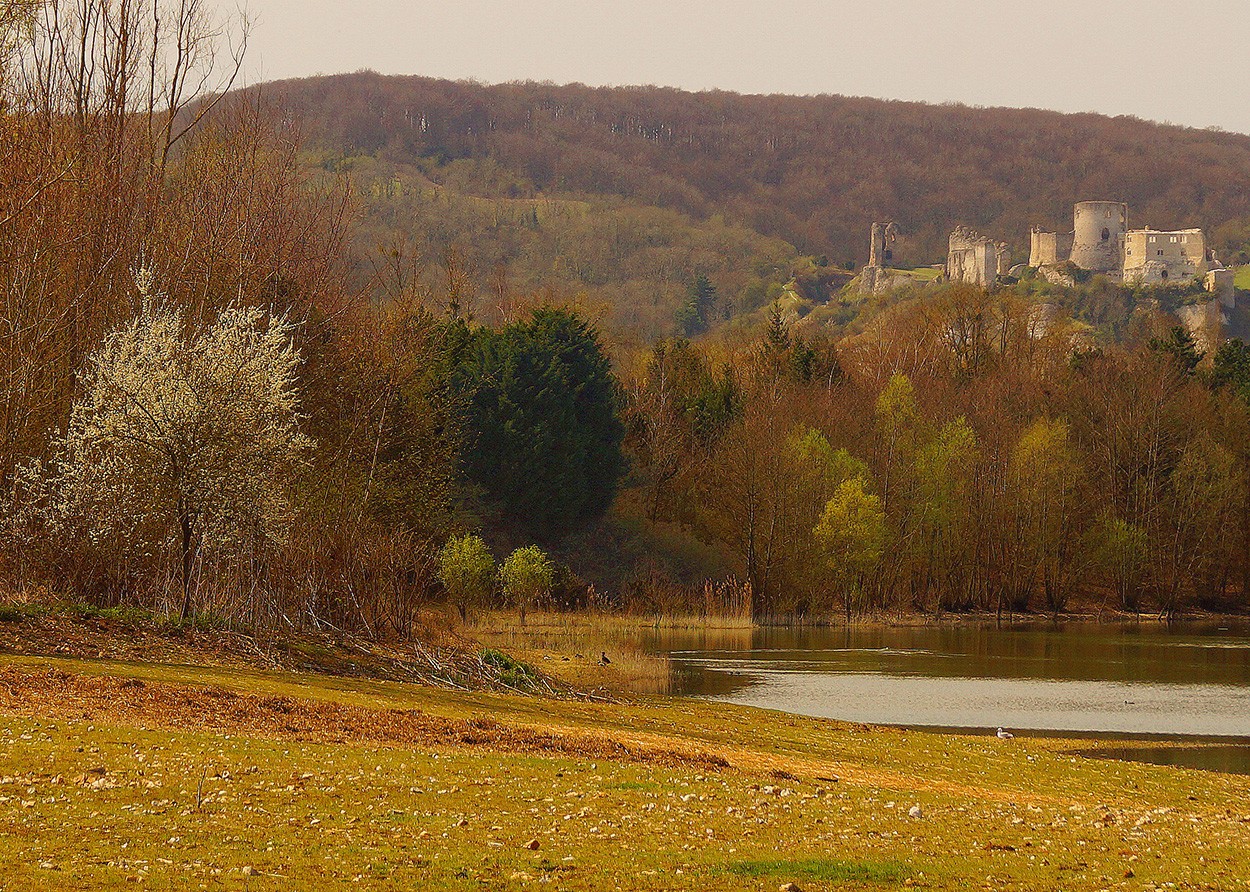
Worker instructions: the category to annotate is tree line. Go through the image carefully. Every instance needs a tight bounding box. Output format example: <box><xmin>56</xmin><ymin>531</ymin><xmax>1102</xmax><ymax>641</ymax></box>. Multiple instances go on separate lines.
<box><xmin>0</xmin><ymin>2</ymin><xmax>624</xmax><ymax>634</ymax></box>
<box><xmin>623</xmin><ymin>285</ymin><xmax>1250</xmax><ymax>619</ymax></box>
<box><xmin>4</xmin><ymin>4</ymin><xmax>1250</xmax><ymax>637</ymax></box>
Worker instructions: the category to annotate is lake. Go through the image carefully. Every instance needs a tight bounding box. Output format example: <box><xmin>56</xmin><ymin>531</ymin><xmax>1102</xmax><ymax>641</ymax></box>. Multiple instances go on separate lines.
<box><xmin>641</xmin><ymin>621</ymin><xmax>1250</xmax><ymax>772</ymax></box>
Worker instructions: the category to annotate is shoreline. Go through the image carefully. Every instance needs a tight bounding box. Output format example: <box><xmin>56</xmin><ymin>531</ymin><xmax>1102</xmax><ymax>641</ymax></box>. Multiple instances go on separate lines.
<box><xmin>1</xmin><ymin>651</ymin><xmax>1248</xmax><ymax>890</ymax></box>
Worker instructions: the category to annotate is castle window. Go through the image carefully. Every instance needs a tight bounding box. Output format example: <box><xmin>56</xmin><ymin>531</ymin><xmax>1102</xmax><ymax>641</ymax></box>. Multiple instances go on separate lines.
<box><xmin>1101</xmin><ymin>228</ymin><xmax>1110</xmax><ymax>241</ymax></box>
<box><xmin>1149</xmin><ymin>236</ymin><xmax>1157</xmax><ymax>244</ymax></box>
<box><xmin>1158</xmin><ymin>250</ymin><xmax>1164</xmax><ymax>256</ymax></box>
<box><xmin>1181</xmin><ymin>235</ymin><xmax>1188</xmax><ymax>243</ymax></box>
<box><xmin>1161</xmin><ymin>269</ymin><xmax>1169</xmax><ymax>280</ymax></box>
<box><xmin>1170</xmin><ymin>236</ymin><xmax>1177</xmax><ymax>243</ymax></box>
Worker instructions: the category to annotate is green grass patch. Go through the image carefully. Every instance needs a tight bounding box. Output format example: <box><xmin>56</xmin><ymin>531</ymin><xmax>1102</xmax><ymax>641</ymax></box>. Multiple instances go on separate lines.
<box><xmin>480</xmin><ymin>647</ymin><xmax>542</xmax><ymax>689</ymax></box>
<box><xmin>726</xmin><ymin>857</ymin><xmax>908</xmax><ymax>883</ymax></box>
<box><xmin>0</xmin><ymin>603</ymin><xmax>43</xmax><ymax>622</ymax></box>
<box><xmin>1237</xmin><ymin>265</ymin><xmax>1250</xmax><ymax>290</ymax></box>
<box><xmin>0</xmin><ymin>600</ymin><xmax>155</xmax><ymax>625</ymax></box>
<box><xmin>898</xmin><ymin>266</ymin><xmax>942</xmax><ymax>282</ymax></box>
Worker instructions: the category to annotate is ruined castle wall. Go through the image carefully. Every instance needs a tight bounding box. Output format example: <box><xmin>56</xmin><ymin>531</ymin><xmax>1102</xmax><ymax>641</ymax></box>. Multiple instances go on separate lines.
<box><xmin>1029</xmin><ymin>229</ymin><xmax>1074</xmax><ymax>268</ymax></box>
<box><xmin>947</xmin><ymin>239</ymin><xmax>997</xmax><ymax>288</ymax></box>
<box><xmin>946</xmin><ymin>226</ymin><xmax>1010</xmax><ymax>288</ymax></box>
<box><xmin>996</xmin><ymin>243</ymin><xmax>1012</xmax><ymax>276</ymax></box>
<box><xmin>1030</xmin><ymin>230</ymin><xmax>1058</xmax><ymax>267</ymax></box>
<box><xmin>869</xmin><ymin>222</ymin><xmax>898</xmax><ymax>268</ymax></box>
<box><xmin>1207</xmin><ymin>268</ymin><xmax>1236</xmax><ymax>308</ymax></box>
<box><xmin>1123</xmin><ymin>229</ymin><xmax>1207</xmax><ymax>284</ymax></box>
<box><xmin>1070</xmin><ymin>201</ymin><xmax>1128</xmax><ymax>272</ymax></box>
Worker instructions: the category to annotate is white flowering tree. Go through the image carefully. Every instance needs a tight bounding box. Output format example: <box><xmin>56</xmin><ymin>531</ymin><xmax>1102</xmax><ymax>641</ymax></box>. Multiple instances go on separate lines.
<box><xmin>23</xmin><ymin>272</ymin><xmax>312</xmax><ymax>618</ymax></box>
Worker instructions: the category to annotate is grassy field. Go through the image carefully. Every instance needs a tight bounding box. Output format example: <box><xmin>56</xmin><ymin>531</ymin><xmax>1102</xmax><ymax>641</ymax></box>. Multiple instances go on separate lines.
<box><xmin>2</xmin><ymin>649</ymin><xmax>1249</xmax><ymax>891</ymax></box>
<box><xmin>1237</xmin><ymin>265</ymin><xmax>1250</xmax><ymax>290</ymax></box>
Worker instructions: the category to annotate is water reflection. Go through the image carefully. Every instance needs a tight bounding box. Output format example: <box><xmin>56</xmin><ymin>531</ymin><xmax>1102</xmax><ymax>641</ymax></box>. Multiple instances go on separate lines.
<box><xmin>1077</xmin><ymin>745</ymin><xmax>1250</xmax><ymax>776</ymax></box>
<box><xmin>639</xmin><ymin>621</ymin><xmax>1250</xmax><ymax>738</ymax></box>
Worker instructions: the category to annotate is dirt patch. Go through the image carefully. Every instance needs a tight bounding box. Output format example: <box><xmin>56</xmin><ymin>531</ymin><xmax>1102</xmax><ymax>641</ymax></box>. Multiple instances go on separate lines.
<box><xmin>0</xmin><ymin>666</ymin><xmax>728</xmax><ymax>772</ymax></box>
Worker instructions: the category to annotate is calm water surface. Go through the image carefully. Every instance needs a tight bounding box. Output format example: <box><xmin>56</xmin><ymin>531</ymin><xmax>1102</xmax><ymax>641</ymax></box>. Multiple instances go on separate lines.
<box><xmin>641</xmin><ymin>622</ymin><xmax>1250</xmax><ymax>767</ymax></box>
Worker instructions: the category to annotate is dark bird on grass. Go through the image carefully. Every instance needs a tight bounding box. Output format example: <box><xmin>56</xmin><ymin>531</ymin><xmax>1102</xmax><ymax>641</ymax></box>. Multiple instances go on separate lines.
<box><xmin>599</xmin><ymin>652</ymin><xmax>611</xmax><ymax>666</ymax></box>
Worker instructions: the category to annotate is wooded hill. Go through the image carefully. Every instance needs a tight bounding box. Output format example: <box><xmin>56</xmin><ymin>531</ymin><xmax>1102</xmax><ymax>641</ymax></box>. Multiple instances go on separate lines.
<box><xmin>253</xmin><ymin>72</ymin><xmax>1250</xmax><ymax>334</ymax></box>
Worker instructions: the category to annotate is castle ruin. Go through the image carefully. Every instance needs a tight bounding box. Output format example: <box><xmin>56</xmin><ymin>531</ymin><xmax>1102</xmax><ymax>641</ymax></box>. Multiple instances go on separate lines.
<box><xmin>861</xmin><ymin>221</ymin><xmax>909</xmax><ymax>295</ymax></box>
<box><xmin>855</xmin><ymin>200</ymin><xmax>1241</xmax><ymax>352</ymax></box>
<box><xmin>1123</xmin><ymin>228</ymin><xmax>1205</xmax><ymax>285</ymax></box>
<box><xmin>1029</xmin><ymin>200</ymin><xmax>1228</xmax><ymax>287</ymax></box>
<box><xmin>1027</xmin><ymin>201</ymin><xmax>1236</xmax><ymax>345</ymax></box>
<box><xmin>946</xmin><ymin>226</ymin><xmax>1011</xmax><ymax>289</ymax></box>
<box><xmin>868</xmin><ymin>221</ymin><xmax>898</xmax><ymax>268</ymax></box>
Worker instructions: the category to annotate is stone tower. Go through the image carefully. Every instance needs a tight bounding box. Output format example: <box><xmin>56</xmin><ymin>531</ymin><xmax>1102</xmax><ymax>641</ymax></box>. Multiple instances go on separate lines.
<box><xmin>868</xmin><ymin>221</ymin><xmax>899</xmax><ymax>268</ymax></box>
<box><xmin>1070</xmin><ymin>201</ymin><xmax>1128</xmax><ymax>272</ymax></box>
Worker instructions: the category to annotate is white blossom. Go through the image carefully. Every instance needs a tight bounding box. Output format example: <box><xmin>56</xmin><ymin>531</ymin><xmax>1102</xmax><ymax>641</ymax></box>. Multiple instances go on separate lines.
<box><xmin>16</xmin><ymin>275</ymin><xmax>313</xmax><ymax>609</ymax></box>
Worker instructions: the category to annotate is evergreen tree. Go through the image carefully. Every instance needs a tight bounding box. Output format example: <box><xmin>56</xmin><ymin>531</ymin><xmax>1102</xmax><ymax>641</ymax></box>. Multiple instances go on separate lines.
<box><xmin>1149</xmin><ymin>326</ymin><xmax>1201</xmax><ymax>374</ymax></box>
<box><xmin>764</xmin><ymin>302</ymin><xmax>790</xmax><ymax>352</ymax></box>
<box><xmin>1212</xmin><ymin>338</ymin><xmax>1250</xmax><ymax>400</ymax></box>
<box><xmin>455</xmin><ymin>308</ymin><xmax>625</xmax><ymax>538</ymax></box>
<box><xmin>675</xmin><ymin>275</ymin><xmax>718</xmax><ymax>336</ymax></box>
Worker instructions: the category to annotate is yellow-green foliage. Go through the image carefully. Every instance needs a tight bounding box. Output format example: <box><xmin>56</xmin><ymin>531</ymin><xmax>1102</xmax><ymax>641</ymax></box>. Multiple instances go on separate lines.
<box><xmin>874</xmin><ymin>373</ymin><xmax>918</xmax><ymax>439</ymax></box>
<box><xmin>914</xmin><ymin>417</ymin><xmax>980</xmax><ymax>527</ymax></box>
<box><xmin>1011</xmin><ymin>419</ymin><xmax>1078</xmax><ymax>494</ymax></box>
<box><xmin>786</xmin><ymin>424</ymin><xmax>867</xmax><ymax>488</ymax></box>
<box><xmin>438</xmin><ymin>535</ymin><xmax>496</xmax><ymax>614</ymax></box>
<box><xmin>499</xmin><ymin>547</ymin><xmax>554</xmax><ymax>620</ymax></box>
<box><xmin>814</xmin><ymin>477</ymin><xmax>887</xmax><ymax>577</ymax></box>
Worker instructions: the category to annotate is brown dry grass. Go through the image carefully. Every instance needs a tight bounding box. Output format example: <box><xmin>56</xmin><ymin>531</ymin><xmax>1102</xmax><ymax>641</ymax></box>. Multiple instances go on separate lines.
<box><xmin>0</xmin><ymin>666</ymin><xmax>727</xmax><ymax>772</ymax></box>
<box><xmin>0</xmin><ymin>605</ymin><xmax>572</xmax><ymax>694</ymax></box>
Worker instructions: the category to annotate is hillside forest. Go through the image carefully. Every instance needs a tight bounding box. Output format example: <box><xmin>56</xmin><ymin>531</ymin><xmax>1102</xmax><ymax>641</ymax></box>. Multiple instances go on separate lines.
<box><xmin>6</xmin><ymin>3</ymin><xmax>1250</xmax><ymax>634</ymax></box>
<box><xmin>269</xmin><ymin>71</ymin><xmax>1250</xmax><ymax>340</ymax></box>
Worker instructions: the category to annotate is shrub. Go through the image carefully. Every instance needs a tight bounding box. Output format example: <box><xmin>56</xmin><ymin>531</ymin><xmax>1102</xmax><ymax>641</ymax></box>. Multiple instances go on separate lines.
<box><xmin>498</xmin><ymin>546</ymin><xmax>554</xmax><ymax>625</ymax></box>
<box><xmin>438</xmin><ymin>534</ymin><xmax>496</xmax><ymax>621</ymax></box>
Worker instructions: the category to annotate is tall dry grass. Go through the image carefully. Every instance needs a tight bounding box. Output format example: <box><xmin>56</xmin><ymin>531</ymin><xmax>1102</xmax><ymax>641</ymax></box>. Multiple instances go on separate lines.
<box><xmin>468</xmin><ymin>587</ymin><xmax>755</xmax><ymax>695</ymax></box>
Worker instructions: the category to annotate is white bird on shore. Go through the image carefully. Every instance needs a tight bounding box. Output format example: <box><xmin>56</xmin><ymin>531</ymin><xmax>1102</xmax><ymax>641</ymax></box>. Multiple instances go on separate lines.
<box><xmin>996</xmin><ymin>727</ymin><xmax>1014</xmax><ymax>740</ymax></box>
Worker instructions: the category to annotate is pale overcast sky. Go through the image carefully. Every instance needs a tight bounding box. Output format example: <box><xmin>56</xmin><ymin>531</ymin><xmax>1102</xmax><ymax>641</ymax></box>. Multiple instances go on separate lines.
<box><xmin>238</xmin><ymin>0</ymin><xmax>1250</xmax><ymax>134</ymax></box>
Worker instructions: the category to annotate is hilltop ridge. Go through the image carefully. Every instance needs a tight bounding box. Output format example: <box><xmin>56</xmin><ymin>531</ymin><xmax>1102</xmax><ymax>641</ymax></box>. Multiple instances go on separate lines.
<box><xmin>252</xmin><ymin>72</ymin><xmax>1250</xmax><ymax>259</ymax></box>
<box><xmin>240</xmin><ymin>72</ymin><xmax>1250</xmax><ymax>335</ymax></box>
